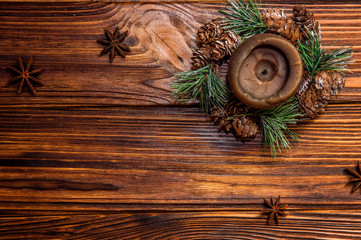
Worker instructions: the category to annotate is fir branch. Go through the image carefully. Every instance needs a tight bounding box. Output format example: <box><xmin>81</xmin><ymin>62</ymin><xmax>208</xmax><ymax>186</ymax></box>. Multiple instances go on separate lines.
<box><xmin>220</xmin><ymin>0</ymin><xmax>268</xmax><ymax>38</ymax></box>
<box><xmin>298</xmin><ymin>23</ymin><xmax>354</xmax><ymax>77</ymax></box>
<box><xmin>171</xmin><ymin>65</ymin><xmax>230</xmax><ymax>113</ymax></box>
<box><xmin>257</xmin><ymin>97</ymin><xmax>301</xmax><ymax>157</ymax></box>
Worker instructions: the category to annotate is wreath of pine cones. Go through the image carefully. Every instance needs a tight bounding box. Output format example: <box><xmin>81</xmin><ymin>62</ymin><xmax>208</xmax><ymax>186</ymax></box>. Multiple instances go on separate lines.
<box><xmin>173</xmin><ymin>0</ymin><xmax>353</xmax><ymax>156</ymax></box>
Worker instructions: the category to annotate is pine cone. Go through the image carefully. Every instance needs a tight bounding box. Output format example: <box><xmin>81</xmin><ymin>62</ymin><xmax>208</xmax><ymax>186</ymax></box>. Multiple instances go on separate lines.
<box><xmin>191</xmin><ymin>44</ymin><xmax>212</xmax><ymax>70</ymax></box>
<box><xmin>232</xmin><ymin>116</ymin><xmax>259</xmax><ymax>138</ymax></box>
<box><xmin>211</xmin><ymin>31</ymin><xmax>242</xmax><ymax>61</ymax></box>
<box><xmin>293</xmin><ymin>5</ymin><xmax>317</xmax><ymax>39</ymax></box>
<box><xmin>261</xmin><ymin>9</ymin><xmax>301</xmax><ymax>44</ymax></box>
<box><xmin>224</xmin><ymin>96</ymin><xmax>249</xmax><ymax>116</ymax></box>
<box><xmin>298</xmin><ymin>82</ymin><xmax>327</xmax><ymax>119</ymax></box>
<box><xmin>197</xmin><ymin>18</ymin><xmax>225</xmax><ymax>45</ymax></box>
<box><xmin>210</xmin><ymin>108</ymin><xmax>233</xmax><ymax>132</ymax></box>
<box><xmin>210</xmin><ymin>97</ymin><xmax>258</xmax><ymax>139</ymax></box>
<box><xmin>298</xmin><ymin>70</ymin><xmax>345</xmax><ymax>118</ymax></box>
<box><xmin>314</xmin><ymin>70</ymin><xmax>345</xmax><ymax>96</ymax></box>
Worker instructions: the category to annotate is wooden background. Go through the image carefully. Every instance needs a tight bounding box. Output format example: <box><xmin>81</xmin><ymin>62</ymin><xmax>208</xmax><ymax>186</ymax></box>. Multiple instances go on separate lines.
<box><xmin>1</xmin><ymin>1</ymin><xmax>361</xmax><ymax>239</ymax></box>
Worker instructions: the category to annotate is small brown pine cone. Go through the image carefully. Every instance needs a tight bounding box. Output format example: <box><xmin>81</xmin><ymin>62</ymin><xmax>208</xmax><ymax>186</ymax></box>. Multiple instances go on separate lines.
<box><xmin>293</xmin><ymin>5</ymin><xmax>317</xmax><ymax>39</ymax></box>
<box><xmin>314</xmin><ymin>70</ymin><xmax>346</xmax><ymax>97</ymax></box>
<box><xmin>210</xmin><ymin>97</ymin><xmax>258</xmax><ymax>139</ymax></box>
<box><xmin>211</xmin><ymin>31</ymin><xmax>242</xmax><ymax>61</ymax></box>
<box><xmin>191</xmin><ymin>44</ymin><xmax>212</xmax><ymax>70</ymax></box>
<box><xmin>210</xmin><ymin>108</ymin><xmax>224</xmax><ymax>124</ymax></box>
<box><xmin>297</xmin><ymin>70</ymin><xmax>345</xmax><ymax>119</ymax></box>
<box><xmin>210</xmin><ymin>108</ymin><xmax>232</xmax><ymax>132</ymax></box>
<box><xmin>261</xmin><ymin>9</ymin><xmax>301</xmax><ymax>44</ymax></box>
<box><xmin>197</xmin><ymin>18</ymin><xmax>225</xmax><ymax>45</ymax></box>
<box><xmin>313</xmin><ymin>71</ymin><xmax>333</xmax><ymax>101</ymax></box>
<box><xmin>298</xmin><ymin>82</ymin><xmax>327</xmax><ymax>119</ymax></box>
<box><xmin>232</xmin><ymin>116</ymin><xmax>259</xmax><ymax>139</ymax></box>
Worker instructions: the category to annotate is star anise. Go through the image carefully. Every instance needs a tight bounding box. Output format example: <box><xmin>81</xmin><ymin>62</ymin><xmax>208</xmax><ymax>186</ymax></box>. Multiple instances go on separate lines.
<box><xmin>263</xmin><ymin>196</ymin><xmax>288</xmax><ymax>225</ymax></box>
<box><xmin>7</xmin><ymin>56</ymin><xmax>44</xmax><ymax>95</ymax></box>
<box><xmin>346</xmin><ymin>161</ymin><xmax>361</xmax><ymax>193</ymax></box>
<box><xmin>97</xmin><ymin>26</ymin><xmax>131</xmax><ymax>63</ymax></box>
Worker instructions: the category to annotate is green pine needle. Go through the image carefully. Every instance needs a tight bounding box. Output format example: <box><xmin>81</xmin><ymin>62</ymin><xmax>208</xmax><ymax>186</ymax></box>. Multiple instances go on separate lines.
<box><xmin>171</xmin><ymin>65</ymin><xmax>230</xmax><ymax>113</ymax></box>
<box><xmin>298</xmin><ymin>23</ymin><xmax>354</xmax><ymax>78</ymax></box>
<box><xmin>220</xmin><ymin>0</ymin><xmax>268</xmax><ymax>38</ymax></box>
<box><xmin>257</xmin><ymin>97</ymin><xmax>302</xmax><ymax>157</ymax></box>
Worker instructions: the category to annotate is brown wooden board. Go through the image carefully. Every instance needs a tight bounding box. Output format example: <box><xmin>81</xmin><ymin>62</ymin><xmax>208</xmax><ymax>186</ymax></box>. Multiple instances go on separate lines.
<box><xmin>0</xmin><ymin>2</ymin><xmax>361</xmax><ymax>106</ymax></box>
<box><xmin>0</xmin><ymin>1</ymin><xmax>361</xmax><ymax>239</ymax></box>
<box><xmin>1</xmin><ymin>105</ymin><xmax>361</xmax><ymax>211</ymax></box>
<box><xmin>1</xmin><ymin>211</ymin><xmax>361</xmax><ymax>239</ymax></box>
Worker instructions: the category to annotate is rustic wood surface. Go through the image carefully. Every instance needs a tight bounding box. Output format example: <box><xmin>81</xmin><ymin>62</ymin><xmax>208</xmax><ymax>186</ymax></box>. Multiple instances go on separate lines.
<box><xmin>0</xmin><ymin>1</ymin><xmax>361</xmax><ymax>239</ymax></box>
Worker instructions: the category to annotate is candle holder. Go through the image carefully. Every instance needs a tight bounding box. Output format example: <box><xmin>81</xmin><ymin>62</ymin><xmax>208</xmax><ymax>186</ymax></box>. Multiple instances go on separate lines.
<box><xmin>228</xmin><ymin>33</ymin><xmax>303</xmax><ymax>109</ymax></box>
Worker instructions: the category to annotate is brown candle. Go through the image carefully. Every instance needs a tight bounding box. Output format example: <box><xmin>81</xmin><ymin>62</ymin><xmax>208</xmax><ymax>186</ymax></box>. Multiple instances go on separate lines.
<box><xmin>228</xmin><ymin>33</ymin><xmax>303</xmax><ymax>109</ymax></box>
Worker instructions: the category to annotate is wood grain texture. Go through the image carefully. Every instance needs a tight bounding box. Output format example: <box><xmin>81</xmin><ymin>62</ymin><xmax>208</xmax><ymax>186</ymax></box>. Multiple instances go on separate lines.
<box><xmin>0</xmin><ymin>105</ymin><xmax>361</xmax><ymax>212</ymax></box>
<box><xmin>0</xmin><ymin>2</ymin><xmax>360</xmax><ymax>106</ymax></box>
<box><xmin>1</xmin><ymin>1</ymin><xmax>361</xmax><ymax>238</ymax></box>
<box><xmin>1</xmin><ymin>211</ymin><xmax>361</xmax><ymax>240</ymax></box>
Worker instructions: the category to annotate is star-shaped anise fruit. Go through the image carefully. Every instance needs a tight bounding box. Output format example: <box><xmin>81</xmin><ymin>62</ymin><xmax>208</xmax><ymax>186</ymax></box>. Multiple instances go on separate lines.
<box><xmin>263</xmin><ymin>196</ymin><xmax>288</xmax><ymax>225</ymax></box>
<box><xmin>7</xmin><ymin>56</ymin><xmax>44</xmax><ymax>95</ymax></box>
<box><xmin>97</xmin><ymin>26</ymin><xmax>131</xmax><ymax>63</ymax></box>
<box><xmin>346</xmin><ymin>161</ymin><xmax>361</xmax><ymax>193</ymax></box>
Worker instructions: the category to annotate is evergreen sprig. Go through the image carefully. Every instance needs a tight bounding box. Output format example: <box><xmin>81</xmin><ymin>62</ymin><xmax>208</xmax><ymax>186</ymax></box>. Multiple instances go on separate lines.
<box><xmin>220</xmin><ymin>0</ymin><xmax>268</xmax><ymax>38</ymax></box>
<box><xmin>257</xmin><ymin>97</ymin><xmax>301</xmax><ymax>157</ymax></box>
<box><xmin>298</xmin><ymin>23</ymin><xmax>353</xmax><ymax>77</ymax></box>
<box><xmin>171</xmin><ymin>65</ymin><xmax>230</xmax><ymax>113</ymax></box>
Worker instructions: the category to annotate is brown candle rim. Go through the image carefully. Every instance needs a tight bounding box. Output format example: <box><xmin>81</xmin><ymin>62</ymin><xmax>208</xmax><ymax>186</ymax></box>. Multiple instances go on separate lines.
<box><xmin>228</xmin><ymin>33</ymin><xmax>303</xmax><ymax>109</ymax></box>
